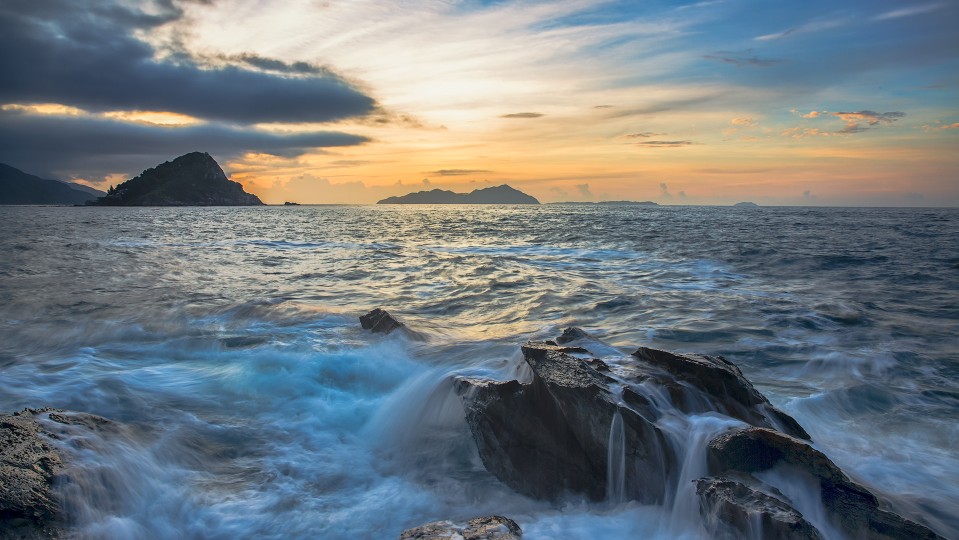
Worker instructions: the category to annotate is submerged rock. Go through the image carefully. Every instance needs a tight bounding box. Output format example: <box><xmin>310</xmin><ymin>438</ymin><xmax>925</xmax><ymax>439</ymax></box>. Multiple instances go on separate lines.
<box><xmin>455</xmin><ymin>328</ymin><xmax>805</xmax><ymax>503</ymax></box>
<box><xmin>360</xmin><ymin>308</ymin><xmax>405</xmax><ymax>335</ymax></box>
<box><xmin>706</xmin><ymin>427</ymin><xmax>944</xmax><ymax>539</ymax></box>
<box><xmin>0</xmin><ymin>408</ymin><xmax>118</xmax><ymax>540</ymax></box>
<box><xmin>696</xmin><ymin>474</ymin><xmax>823</xmax><ymax>540</ymax></box>
<box><xmin>399</xmin><ymin>515</ymin><xmax>522</xmax><ymax>540</ymax></box>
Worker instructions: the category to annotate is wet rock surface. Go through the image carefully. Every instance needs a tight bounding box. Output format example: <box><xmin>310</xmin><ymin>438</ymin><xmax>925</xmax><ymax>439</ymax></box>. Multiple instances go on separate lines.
<box><xmin>0</xmin><ymin>411</ymin><xmax>64</xmax><ymax>540</ymax></box>
<box><xmin>455</xmin><ymin>328</ymin><xmax>804</xmax><ymax>503</ymax></box>
<box><xmin>1</xmin><ymin>408</ymin><xmax>120</xmax><ymax>540</ymax></box>
<box><xmin>707</xmin><ymin>427</ymin><xmax>944</xmax><ymax>539</ymax></box>
<box><xmin>696</xmin><ymin>474</ymin><xmax>823</xmax><ymax>540</ymax></box>
<box><xmin>399</xmin><ymin>515</ymin><xmax>522</xmax><ymax>540</ymax></box>
<box><xmin>360</xmin><ymin>308</ymin><xmax>405</xmax><ymax>335</ymax></box>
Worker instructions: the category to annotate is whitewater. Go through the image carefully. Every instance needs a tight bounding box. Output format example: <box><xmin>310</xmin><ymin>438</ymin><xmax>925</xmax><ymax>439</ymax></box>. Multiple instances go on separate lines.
<box><xmin>0</xmin><ymin>204</ymin><xmax>956</xmax><ymax>539</ymax></box>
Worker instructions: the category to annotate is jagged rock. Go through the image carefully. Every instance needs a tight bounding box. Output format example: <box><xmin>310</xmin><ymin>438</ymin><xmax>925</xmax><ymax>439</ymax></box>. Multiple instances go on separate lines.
<box><xmin>707</xmin><ymin>427</ymin><xmax>944</xmax><ymax>539</ymax></box>
<box><xmin>455</xmin><ymin>328</ymin><xmax>808</xmax><ymax>503</ymax></box>
<box><xmin>360</xmin><ymin>308</ymin><xmax>404</xmax><ymax>335</ymax></box>
<box><xmin>399</xmin><ymin>516</ymin><xmax>522</xmax><ymax>540</ymax></box>
<box><xmin>629</xmin><ymin>347</ymin><xmax>809</xmax><ymax>439</ymax></box>
<box><xmin>696</xmin><ymin>474</ymin><xmax>823</xmax><ymax>540</ymax></box>
<box><xmin>1</xmin><ymin>408</ymin><xmax>120</xmax><ymax>540</ymax></box>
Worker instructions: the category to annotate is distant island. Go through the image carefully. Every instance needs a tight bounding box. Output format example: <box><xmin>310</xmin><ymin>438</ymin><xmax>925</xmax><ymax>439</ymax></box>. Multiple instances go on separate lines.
<box><xmin>546</xmin><ymin>200</ymin><xmax>659</xmax><ymax>206</ymax></box>
<box><xmin>378</xmin><ymin>184</ymin><xmax>539</xmax><ymax>204</ymax></box>
<box><xmin>734</xmin><ymin>201</ymin><xmax>759</xmax><ymax>207</ymax></box>
<box><xmin>0</xmin><ymin>163</ymin><xmax>106</xmax><ymax>205</ymax></box>
<box><xmin>89</xmin><ymin>152</ymin><xmax>263</xmax><ymax>206</ymax></box>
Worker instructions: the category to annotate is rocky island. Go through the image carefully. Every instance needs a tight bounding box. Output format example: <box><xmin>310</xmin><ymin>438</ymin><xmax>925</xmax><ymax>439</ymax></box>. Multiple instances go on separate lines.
<box><xmin>89</xmin><ymin>152</ymin><xmax>263</xmax><ymax>206</ymax></box>
<box><xmin>0</xmin><ymin>163</ymin><xmax>105</xmax><ymax>205</ymax></box>
<box><xmin>377</xmin><ymin>184</ymin><xmax>539</xmax><ymax>204</ymax></box>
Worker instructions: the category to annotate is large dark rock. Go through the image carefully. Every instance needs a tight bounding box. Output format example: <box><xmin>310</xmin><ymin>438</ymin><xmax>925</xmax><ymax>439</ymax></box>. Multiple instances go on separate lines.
<box><xmin>0</xmin><ymin>411</ymin><xmax>64</xmax><ymax>539</ymax></box>
<box><xmin>696</xmin><ymin>474</ymin><xmax>823</xmax><ymax>540</ymax></box>
<box><xmin>455</xmin><ymin>328</ymin><xmax>806</xmax><ymax>503</ymax></box>
<box><xmin>399</xmin><ymin>516</ymin><xmax>522</xmax><ymax>540</ymax></box>
<box><xmin>706</xmin><ymin>427</ymin><xmax>944</xmax><ymax>539</ymax></box>
<box><xmin>89</xmin><ymin>152</ymin><xmax>263</xmax><ymax>206</ymax></box>
<box><xmin>1</xmin><ymin>408</ymin><xmax>121</xmax><ymax>540</ymax></box>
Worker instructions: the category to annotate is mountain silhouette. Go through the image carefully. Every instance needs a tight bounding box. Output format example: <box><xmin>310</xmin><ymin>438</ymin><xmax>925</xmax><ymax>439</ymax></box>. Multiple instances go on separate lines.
<box><xmin>0</xmin><ymin>163</ymin><xmax>103</xmax><ymax>205</ymax></box>
<box><xmin>378</xmin><ymin>184</ymin><xmax>539</xmax><ymax>204</ymax></box>
<box><xmin>90</xmin><ymin>152</ymin><xmax>263</xmax><ymax>206</ymax></box>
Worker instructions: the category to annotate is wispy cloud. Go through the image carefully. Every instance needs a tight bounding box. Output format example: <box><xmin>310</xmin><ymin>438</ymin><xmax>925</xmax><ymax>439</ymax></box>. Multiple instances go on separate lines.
<box><xmin>637</xmin><ymin>140</ymin><xmax>695</xmax><ymax>147</ymax></box>
<box><xmin>428</xmin><ymin>169</ymin><xmax>493</xmax><ymax>176</ymax></box>
<box><xmin>703</xmin><ymin>50</ymin><xmax>780</xmax><ymax>67</ymax></box>
<box><xmin>754</xmin><ymin>17</ymin><xmax>847</xmax><ymax>41</ymax></box>
<box><xmin>624</xmin><ymin>132</ymin><xmax>660</xmax><ymax>138</ymax></box>
<box><xmin>501</xmin><ymin>112</ymin><xmax>545</xmax><ymax>119</ymax></box>
<box><xmin>873</xmin><ymin>2</ymin><xmax>946</xmax><ymax>21</ymax></box>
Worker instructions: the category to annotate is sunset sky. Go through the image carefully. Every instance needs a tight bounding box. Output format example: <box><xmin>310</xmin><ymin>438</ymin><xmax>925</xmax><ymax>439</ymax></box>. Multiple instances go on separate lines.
<box><xmin>1</xmin><ymin>0</ymin><xmax>957</xmax><ymax>205</ymax></box>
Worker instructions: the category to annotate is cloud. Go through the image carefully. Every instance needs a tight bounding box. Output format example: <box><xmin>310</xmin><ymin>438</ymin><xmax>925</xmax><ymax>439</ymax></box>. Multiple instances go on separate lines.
<box><xmin>637</xmin><ymin>140</ymin><xmax>695</xmax><ymax>147</ymax></box>
<box><xmin>873</xmin><ymin>3</ymin><xmax>946</xmax><ymax>21</ymax></box>
<box><xmin>802</xmin><ymin>111</ymin><xmax>823</xmax><ymax>118</ymax></box>
<box><xmin>731</xmin><ymin>117</ymin><xmax>756</xmax><ymax>127</ymax></box>
<box><xmin>624</xmin><ymin>132</ymin><xmax>660</xmax><ymax>138</ymax></box>
<box><xmin>0</xmin><ymin>109</ymin><xmax>367</xmax><ymax>179</ymax></box>
<box><xmin>593</xmin><ymin>105</ymin><xmax>614</xmax><ymax>109</ymax></box>
<box><xmin>703</xmin><ymin>50</ymin><xmax>780</xmax><ymax>67</ymax></box>
<box><xmin>500</xmin><ymin>112</ymin><xmax>545</xmax><ymax>118</ymax></box>
<box><xmin>833</xmin><ymin>110</ymin><xmax>906</xmax><ymax>126</ymax></box>
<box><xmin>942</xmin><ymin>123</ymin><xmax>959</xmax><ymax>130</ymax></box>
<box><xmin>428</xmin><ymin>169</ymin><xmax>493</xmax><ymax>176</ymax></box>
<box><xmin>660</xmin><ymin>182</ymin><xmax>672</xmax><ymax>198</ymax></box>
<box><xmin>0</xmin><ymin>0</ymin><xmax>376</xmax><ymax>124</ymax></box>
<box><xmin>575</xmin><ymin>183</ymin><xmax>593</xmax><ymax>199</ymax></box>
<box><xmin>831</xmin><ymin>110</ymin><xmax>906</xmax><ymax>133</ymax></box>
<box><xmin>754</xmin><ymin>17</ymin><xmax>847</xmax><ymax>41</ymax></box>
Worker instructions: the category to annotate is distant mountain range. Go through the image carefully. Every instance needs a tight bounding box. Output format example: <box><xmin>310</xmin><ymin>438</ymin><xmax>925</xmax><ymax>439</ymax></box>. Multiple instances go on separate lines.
<box><xmin>378</xmin><ymin>184</ymin><xmax>539</xmax><ymax>204</ymax></box>
<box><xmin>0</xmin><ymin>163</ymin><xmax>105</xmax><ymax>205</ymax></box>
<box><xmin>89</xmin><ymin>152</ymin><xmax>263</xmax><ymax>206</ymax></box>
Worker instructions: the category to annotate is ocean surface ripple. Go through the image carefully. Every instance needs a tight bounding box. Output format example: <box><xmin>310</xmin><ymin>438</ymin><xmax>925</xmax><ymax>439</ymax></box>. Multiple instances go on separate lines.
<box><xmin>0</xmin><ymin>205</ymin><xmax>956</xmax><ymax>539</ymax></box>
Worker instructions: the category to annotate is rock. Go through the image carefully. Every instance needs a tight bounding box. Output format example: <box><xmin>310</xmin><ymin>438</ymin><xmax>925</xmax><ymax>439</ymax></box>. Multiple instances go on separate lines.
<box><xmin>630</xmin><ymin>347</ymin><xmax>809</xmax><ymax>439</ymax></box>
<box><xmin>88</xmin><ymin>152</ymin><xmax>263</xmax><ymax>206</ymax></box>
<box><xmin>0</xmin><ymin>408</ymin><xmax>120</xmax><ymax>540</ymax></box>
<box><xmin>0</xmin><ymin>411</ymin><xmax>64</xmax><ymax>539</ymax></box>
<box><xmin>455</xmin><ymin>328</ymin><xmax>807</xmax><ymax>503</ymax></box>
<box><xmin>360</xmin><ymin>308</ymin><xmax>404</xmax><ymax>335</ymax></box>
<box><xmin>696</xmin><ymin>474</ymin><xmax>823</xmax><ymax>540</ymax></box>
<box><xmin>706</xmin><ymin>427</ymin><xmax>944</xmax><ymax>539</ymax></box>
<box><xmin>399</xmin><ymin>516</ymin><xmax>522</xmax><ymax>540</ymax></box>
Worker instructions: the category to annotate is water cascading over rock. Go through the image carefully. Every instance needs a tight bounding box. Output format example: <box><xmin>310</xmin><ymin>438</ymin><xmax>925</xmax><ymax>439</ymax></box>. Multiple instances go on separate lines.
<box><xmin>451</xmin><ymin>327</ymin><xmax>942</xmax><ymax>539</ymax></box>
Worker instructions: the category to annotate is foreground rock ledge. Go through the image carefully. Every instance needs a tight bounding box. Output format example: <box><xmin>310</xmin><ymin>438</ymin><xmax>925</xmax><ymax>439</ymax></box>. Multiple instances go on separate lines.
<box><xmin>1</xmin><ymin>408</ymin><xmax>118</xmax><ymax>540</ymax></box>
<box><xmin>454</xmin><ymin>328</ymin><xmax>807</xmax><ymax>503</ymax></box>
<box><xmin>449</xmin><ymin>327</ymin><xmax>944</xmax><ymax>539</ymax></box>
<box><xmin>399</xmin><ymin>516</ymin><xmax>522</xmax><ymax>540</ymax></box>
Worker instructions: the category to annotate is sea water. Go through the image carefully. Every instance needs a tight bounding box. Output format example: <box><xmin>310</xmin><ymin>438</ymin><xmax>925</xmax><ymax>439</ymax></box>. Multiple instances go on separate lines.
<box><xmin>0</xmin><ymin>204</ymin><xmax>956</xmax><ymax>539</ymax></box>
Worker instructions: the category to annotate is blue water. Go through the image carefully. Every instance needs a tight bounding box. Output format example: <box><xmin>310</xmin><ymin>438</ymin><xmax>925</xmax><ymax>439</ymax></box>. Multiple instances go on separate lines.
<box><xmin>0</xmin><ymin>205</ymin><xmax>956</xmax><ymax>538</ymax></box>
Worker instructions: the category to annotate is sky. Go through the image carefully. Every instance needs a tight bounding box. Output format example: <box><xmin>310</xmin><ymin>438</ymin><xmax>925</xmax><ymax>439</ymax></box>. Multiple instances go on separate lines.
<box><xmin>1</xmin><ymin>0</ymin><xmax>957</xmax><ymax>205</ymax></box>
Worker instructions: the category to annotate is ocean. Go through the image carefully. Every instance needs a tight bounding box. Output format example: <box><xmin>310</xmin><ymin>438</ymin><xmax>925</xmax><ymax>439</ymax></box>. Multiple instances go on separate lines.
<box><xmin>1</xmin><ymin>204</ymin><xmax>956</xmax><ymax>539</ymax></box>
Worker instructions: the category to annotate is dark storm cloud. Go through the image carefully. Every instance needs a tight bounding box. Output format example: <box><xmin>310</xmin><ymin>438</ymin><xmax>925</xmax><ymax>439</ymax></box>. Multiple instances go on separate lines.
<box><xmin>0</xmin><ymin>109</ymin><xmax>368</xmax><ymax>179</ymax></box>
<box><xmin>501</xmin><ymin>112</ymin><xmax>545</xmax><ymax>118</ymax></box>
<box><xmin>0</xmin><ymin>0</ymin><xmax>376</xmax><ymax>124</ymax></box>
